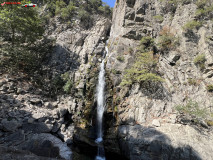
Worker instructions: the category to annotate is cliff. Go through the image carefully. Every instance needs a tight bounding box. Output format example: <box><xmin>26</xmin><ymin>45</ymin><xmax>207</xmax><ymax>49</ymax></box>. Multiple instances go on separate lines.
<box><xmin>105</xmin><ymin>0</ymin><xmax>213</xmax><ymax>159</ymax></box>
<box><xmin>0</xmin><ymin>0</ymin><xmax>213</xmax><ymax>160</ymax></box>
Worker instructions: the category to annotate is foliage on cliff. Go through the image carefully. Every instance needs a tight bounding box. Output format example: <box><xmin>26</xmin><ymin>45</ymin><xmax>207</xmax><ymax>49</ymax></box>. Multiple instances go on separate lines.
<box><xmin>175</xmin><ymin>100</ymin><xmax>207</xmax><ymax>120</ymax></box>
<box><xmin>157</xmin><ymin>26</ymin><xmax>179</xmax><ymax>52</ymax></box>
<box><xmin>44</xmin><ymin>0</ymin><xmax>112</xmax><ymax>23</ymax></box>
<box><xmin>121</xmin><ymin>36</ymin><xmax>164</xmax><ymax>86</ymax></box>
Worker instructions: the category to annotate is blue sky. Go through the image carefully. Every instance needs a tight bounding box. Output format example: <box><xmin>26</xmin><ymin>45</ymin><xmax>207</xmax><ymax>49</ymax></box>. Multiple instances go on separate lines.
<box><xmin>102</xmin><ymin>0</ymin><xmax>116</xmax><ymax>7</ymax></box>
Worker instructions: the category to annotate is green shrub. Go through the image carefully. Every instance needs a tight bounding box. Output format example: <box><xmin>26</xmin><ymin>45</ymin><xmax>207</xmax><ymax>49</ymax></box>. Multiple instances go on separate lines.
<box><xmin>78</xmin><ymin>9</ymin><xmax>90</xmax><ymax>22</ymax></box>
<box><xmin>193</xmin><ymin>54</ymin><xmax>206</xmax><ymax>70</ymax></box>
<box><xmin>121</xmin><ymin>51</ymin><xmax>164</xmax><ymax>86</ymax></box>
<box><xmin>61</xmin><ymin>72</ymin><xmax>70</xmax><ymax>81</ymax></box>
<box><xmin>175</xmin><ymin>100</ymin><xmax>207</xmax><ymax>119</ymax></box>
<box><xmin>196</xmin><ymin>0</ymin><xmax>210</xmax><ymax>9</ymax></box>
<box><xmin>61</xmin><ymin>72</ymin><xmax>73</xmax><ymax>94</ymax></box>
<box><xmin>117</xmin><ymin>56</ymin><xmax>125</xmax><ymax>62</ymax></box>
<box><xmin>128</xmin><ymin>47</ymin><xmax>134</xmax><ymax>54</ymax></box>
<box><xmin>153</xmin><ymin>15</ymin><xmax>164</xmax><ymax>22</ymax></box>
<box><xmin>89</xmin><ymin>0</ymin><xmax>102</xmax><ymax>10</ymax></box>
<box><xmin>52</xmin><ymin>75</ymin><xmax>64</xmax><ymax>92</ymax></box>
<box><xmin>140</xmin><ymin>36</ymin><xmax>154</xmax><ymax>51</ymax></box>
<box><xmin>55</xmin><ymin>0</ymin><xmax>66</xmax><ymax>15</ymax></box>
<box><xmin>183</xmin><ymin>20</ymin><xmax>202</xmax><ymax>31</ymax></box>
<box><xmin>46</xmin><ymin>1</ymin><xmax>56</xmax><ymax>16</ymax></box>
<box><xmin>61</xmin><ymin>8</ymin><xmax>69</xmax><ymax>20</ymax></box>
<box><xmin>121</xmin><ymin>35</ymin><xmax>164</xmax><ymax>86</ymax></box>
<box><xmin>63</xmin><ymin>80</ymin><xmax>72</xmax><ymax>94</ymax></box>
<box><xmin>98</xmin><ymin>3</ymin><xmax>111</xmax><ymax>16</ymax></box>
<box><xmin>196</xmin><ymin>6</ymin><xmax>213</xmax><ymax>19</ymax></box>
<box><xmin>111</xmin><ymin>69</ymin><xmax>121</xmax><ymax>74</ymax></box>
<box><xmin>157</xmin><ymin>26</ymin><xmax>179</xmax><ymax>52</ymax></box>
<box><xmin>207</xmin><ymin>85</ymin><xmax>213</xmax><ymax>92</ymax></box>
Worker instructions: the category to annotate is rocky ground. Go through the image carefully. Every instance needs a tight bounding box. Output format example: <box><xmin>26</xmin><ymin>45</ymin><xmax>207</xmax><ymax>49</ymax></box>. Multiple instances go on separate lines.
<box><xmin>0</xmin><ymin>73</ymin><xmax>73</xmax><ymax>159</ymax></box>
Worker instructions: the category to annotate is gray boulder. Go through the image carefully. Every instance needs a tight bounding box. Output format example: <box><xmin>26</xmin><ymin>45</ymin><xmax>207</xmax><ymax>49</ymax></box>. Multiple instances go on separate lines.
<box><xmin>1</xmin><ymin>119</ymin><xmax>22</xmax><ymax>132</ymax></box>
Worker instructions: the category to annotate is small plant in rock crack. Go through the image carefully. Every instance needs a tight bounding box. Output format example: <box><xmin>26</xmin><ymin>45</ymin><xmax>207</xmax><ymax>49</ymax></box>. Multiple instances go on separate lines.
<box><xmin>193</xmin><ymin>54</ymin><xmax>206</xmax><ymax>71</ymax></box>
<box><xmin>183</xmin><ymin>20</ymin><xmax>202</xmax><ymax>31</ymax></box>
<box><xmin>61</xmin><ymin>72</ymin><xmax>73</xmax><ymax>94</ymax></box>
<box><xmin>207</xmin><ymin>85</ymin><xmax>213</xmax><ymax>92</ymax></box>
<box><xmin>116</xmin><ymin>56</ymin><xmax>125</xmax><ymax>62</ymax></box>
<box><xmin>157</xmin><ymin>26</ymin><xmax>179</xmax><ymax>52</ymax></box>
<box><xmin>153</xmin><ymin>15</ymin><xmax>164</xmax><ymax>23</ymax></box>
<box><xmin>175</xmin><ymin>100</ymin><xmax>207</xmax><ymax>120</ymax></box>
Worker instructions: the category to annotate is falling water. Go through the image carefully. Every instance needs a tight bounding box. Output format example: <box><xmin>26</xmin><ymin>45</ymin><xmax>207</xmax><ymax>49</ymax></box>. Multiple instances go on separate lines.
<box><xmin>95</xmin><ymin>44</ymin><xmax>108</xmax><ymax>160</ymax></box>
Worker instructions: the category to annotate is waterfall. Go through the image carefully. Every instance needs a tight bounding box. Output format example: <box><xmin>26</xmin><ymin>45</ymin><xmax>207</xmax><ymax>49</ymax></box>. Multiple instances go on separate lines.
<box><xmin>95</xmin><ymin>44</ymin><xmax>108</xmax><ymax>160</ymax></box>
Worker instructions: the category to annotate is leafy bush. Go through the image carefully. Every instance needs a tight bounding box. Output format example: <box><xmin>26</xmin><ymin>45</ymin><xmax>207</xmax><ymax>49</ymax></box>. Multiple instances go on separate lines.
<box><xmin>46</xmin><ymin>1</ymin><xmax>56</xmax><ymax>16</ymax></box>
<box><xmin>121</xmin><ymin>35</ymin><xmax>164</xmax><ymax>86</ymax></box>
<box><xmin>196</xmin><ymin>0</ymin><xmax>210</xmax><ymax>9</ymax></box>
<box><xmin>55</xmin><ymin>0</ymin><xmax>66</xmax><ymax>15</ymax></box>
<box><xmin>121</xmin><ymin>51</ymin><xmax>164</xmax><ymax>86</ymax></box>
<box><xmin>78</xmin><ymin>9</ymin><xmax>90</xmax><ymax>22</ymax></box>
<box><xmin>157</xmin><ymin>26</ymin><xmax>179</xmax><ymax>52</ymax></box>
<box><xmin>117</xmin><ymin>56</ymin><xmax>125</xmax><ymax>62</ymax></box>
<box><xmin>63</xmin><ymin>80</ymin><xmax>73</xmax><ymax>94</ymax></box>
<box><xmin>175</xmin><ymin>100</ymin><xmax>207</xmax><ymax>119</ymax></box>
<box><xmin>193</xmin><ymin>54</ymin><xmax>206</xmax><ymax>70</ymax></box>
<box><xmin>89</xmin><ymin>0</ymin><xmax>102</xmax><ymax>10</ymax></box>
<box><xmin>61</xmin><ymin>72</ymin><xmax>73</xmax><ymax>94</ymax></box>
<box><xmin>51</xmin><ymin>75</ymin><xmax>65</xmax><ymax>93</ymax></box>
<box><xmin>140</xmin><ymin>36</ymin><xmax>154</xmax><ymax>51</ymax></box>
<box><xmin>183</xmin><ymin>20</ymin><xmax>202</xmax><ymax>31</ymax></box>
<box><xmin>207</xmin><ymin>85</ymin><xmax>213</xmax><ymax>92</ymax></box>
<box><xmin>61</xmin><ymin>8</ymin><xmax>69</xmax><ymax>20</ymax></box>
<box><xmin>195</xmin><ymin>6</ymin><xmax>213</xmax><ymax>19</ymax></box>
<box><xmin>98</xmin><ymin>3</ymin><xmax>111</xmax><ymax>16</ymax></box>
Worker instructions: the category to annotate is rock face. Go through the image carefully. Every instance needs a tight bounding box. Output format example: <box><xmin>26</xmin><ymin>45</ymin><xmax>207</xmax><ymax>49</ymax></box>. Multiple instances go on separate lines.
<box><xmin>0</xmin><ymin>9</ymin><xmax>111</xmax><ymax>159</ymax></box>
<box><xmin>1</xmin><ymin>0</ymin><xmax>213</xmax><ymax>160</ymax></box>
<box><xmin>104</xmin><ymin>0</ymin><xmax>213</xmax><ymax>159</ymax></box>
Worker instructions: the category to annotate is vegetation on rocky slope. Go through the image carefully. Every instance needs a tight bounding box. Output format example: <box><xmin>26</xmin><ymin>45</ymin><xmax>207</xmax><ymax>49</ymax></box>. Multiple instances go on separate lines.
<box><xmin>44</xmin><ymin>0</ymin><xmax>112</xmax><ymax>24</ymax></box>
<box><xmin>157</xmin><ymin>26</ymin><xmax>179</xmax><ymax>52</ymax></box>
<box><xmin>175</xmin><ymin>100</ymin><xmax>207</xmax><ymax>120</ymax></box>
<box><xmin>193</xmin><ymin>54</ymin><xmax>206</xmax><ymax>71</ymax></box>
<box><xmin>121</xmin><ymin>36</ymin><xmax>164</xmax><ymax>87</ymax></box>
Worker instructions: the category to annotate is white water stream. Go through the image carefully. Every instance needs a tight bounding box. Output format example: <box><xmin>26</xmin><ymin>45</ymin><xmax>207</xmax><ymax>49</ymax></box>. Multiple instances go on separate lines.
<box><xmin>95</xmin><ymin>44</ymin><xmax>109</xmax><ymax>160</ymax></box>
